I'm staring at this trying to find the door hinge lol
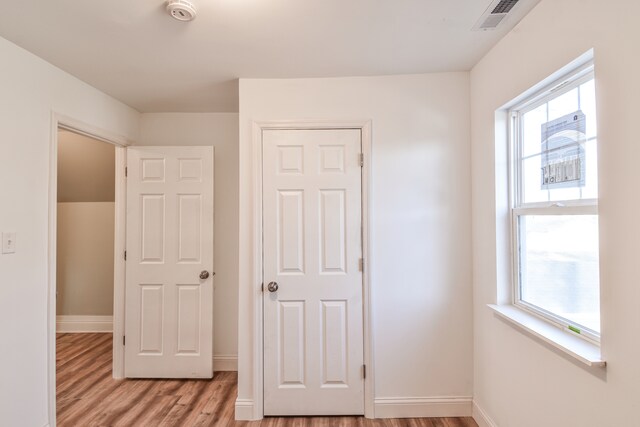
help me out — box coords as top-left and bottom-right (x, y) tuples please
(123, 335), (126, 346)
(125, 167), (128, 177)
(363, 364), (366, 379)
(359, 258), (364, 272)
(124, 250), (127, 261)
(359, 153), (364, 167)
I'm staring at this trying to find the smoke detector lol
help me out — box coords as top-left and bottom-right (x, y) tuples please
(166, 0), (197, 22)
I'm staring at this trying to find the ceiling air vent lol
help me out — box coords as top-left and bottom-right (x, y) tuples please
(491, 0), (520, 14)
(472, 0), (522, 31)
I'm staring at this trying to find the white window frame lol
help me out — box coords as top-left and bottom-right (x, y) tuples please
(509, 61), (600, 344)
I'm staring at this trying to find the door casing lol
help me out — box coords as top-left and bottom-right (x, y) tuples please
(240, 120), (374, 420)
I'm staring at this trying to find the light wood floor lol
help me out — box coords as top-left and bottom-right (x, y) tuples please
(57, 333), (478, 427)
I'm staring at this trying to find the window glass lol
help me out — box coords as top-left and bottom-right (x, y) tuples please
(521, 155), (548, 203)
(518, 215), (600, 333)
(522, 104), (546, 157)
(582, 139), (599, 199)
(580, 80), (598, 139)
(547, 87), (579, 122)
(519, 77), (597, 204)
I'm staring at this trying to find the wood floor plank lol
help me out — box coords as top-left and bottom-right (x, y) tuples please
(92, 380), (160, 426)
(159, 399), (195, 427)
(57, 333), (478, 427)
(445, 418), (478, 427)
(175, 381), (226, 427)
(57, 374), (124, 424)
(118, 391), (180, 427)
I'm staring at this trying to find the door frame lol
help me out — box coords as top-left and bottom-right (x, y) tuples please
(47, 113), (130, 426)
(247, 120), (374, 419)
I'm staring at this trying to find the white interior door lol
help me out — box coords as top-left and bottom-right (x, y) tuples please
(125, 146), (214, 378)
(263, 129), (364, 415)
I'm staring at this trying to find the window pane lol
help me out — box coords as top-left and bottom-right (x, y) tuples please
(580, 79), (598, 139)
(522, 155), (548, 203)
(522, 104), (547, 157)
(548, 87), (578, 121)
(544, 139), (597, 202)
(518, 78), (597, 205)
(548, 174), (581, 201)
(582, 138), (599, 199)
(519, 215), (600, 333)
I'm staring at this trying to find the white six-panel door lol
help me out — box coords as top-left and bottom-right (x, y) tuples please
(263, 129), (364, 415)
(125, 146), (214, 378)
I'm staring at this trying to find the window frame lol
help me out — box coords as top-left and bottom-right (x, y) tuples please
(508, 62), (600, 344)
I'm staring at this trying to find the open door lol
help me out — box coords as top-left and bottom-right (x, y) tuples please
(124, 146), (214, 378)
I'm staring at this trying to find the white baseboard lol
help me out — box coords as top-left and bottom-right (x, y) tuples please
(234, 395), (473, 420)
(235, 398), (255, 420)
(56, 315), (113, 333)
(213, 354), (238, 371)
(473, 401), (498, 427)
(374, 396), (473, 418)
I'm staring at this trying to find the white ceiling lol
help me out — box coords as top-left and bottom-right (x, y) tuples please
(0, 0), (540, 113)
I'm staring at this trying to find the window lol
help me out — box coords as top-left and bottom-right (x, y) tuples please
(510, 63), (600, 343)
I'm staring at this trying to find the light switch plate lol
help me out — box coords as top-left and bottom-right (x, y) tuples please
(2, 232), (16, 254)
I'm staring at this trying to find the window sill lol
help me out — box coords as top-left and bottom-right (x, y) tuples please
(487, 304), (606, 368)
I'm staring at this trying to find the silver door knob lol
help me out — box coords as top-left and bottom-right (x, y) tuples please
(267, 281), (279, 292)
(199, 270), (210, 280)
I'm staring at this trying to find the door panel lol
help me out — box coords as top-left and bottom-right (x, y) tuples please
(178, 194), (202, 262)
(263, 129), (363, 415)
(125, 146), (214, 378)
(278, 190), (305, 274)
(279, 300), (306, 386)
(139, 285), (163, 354)
(141, 195), (165, 262)
(321, 300), (348, 386)
(320, 189), (346, 273)
(176, 284), (201, 354)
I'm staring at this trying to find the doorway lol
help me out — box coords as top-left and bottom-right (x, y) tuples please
(48, 118), (217, 424)
(48, 116), (128, 424)
(56, 129), (115, 333)
(54, 128), (118, 419)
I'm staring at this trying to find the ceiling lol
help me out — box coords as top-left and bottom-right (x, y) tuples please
(0, 0), (539, 113)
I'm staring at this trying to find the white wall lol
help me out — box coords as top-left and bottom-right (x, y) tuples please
(57, 132), (115, 318)
(138, 113), (239, 366)
(57, 202), (115, 316)
(470, 1), (640, 426)
(57, 130), (115, 203)
(238, 73), (472, 417)
(0, 36), (139, 427)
